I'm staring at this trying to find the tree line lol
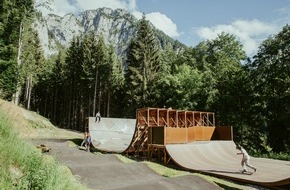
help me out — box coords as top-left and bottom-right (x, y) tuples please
(0, 1), (289, 155)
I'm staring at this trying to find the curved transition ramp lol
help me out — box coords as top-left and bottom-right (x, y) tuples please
(89, 117), (136, 153)
(89, 108), (290, 189)
(166, 141), (290, 189)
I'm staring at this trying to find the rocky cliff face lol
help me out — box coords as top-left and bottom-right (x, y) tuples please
(35, 7), (185, 58)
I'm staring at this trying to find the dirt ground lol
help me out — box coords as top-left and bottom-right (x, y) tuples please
(30, 139), (222, 190)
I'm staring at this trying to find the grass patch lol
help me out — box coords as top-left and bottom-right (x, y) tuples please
(143, 161), (259, 190)
(144, 161), (189, 177)
(114, 154), (254, 190)
(115, 154), (136, 163)
(0, 110), (90, 190)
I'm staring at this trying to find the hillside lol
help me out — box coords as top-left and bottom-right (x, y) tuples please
(0, 99), (82, 139)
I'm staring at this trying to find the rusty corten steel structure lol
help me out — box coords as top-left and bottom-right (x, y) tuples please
(89, 108), (290, 189)
(126, 107), (233, 163)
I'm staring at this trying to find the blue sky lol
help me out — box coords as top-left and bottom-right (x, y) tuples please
(36, 0), (290, 57)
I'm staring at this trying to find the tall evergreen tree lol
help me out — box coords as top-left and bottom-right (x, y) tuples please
(104, 44), (124, 117)
(81, 32), (98, 118)
(94, 35), (108, 116)
(20, 28), (45, 110)
(64, 36), (84, 129)
(0, 0), (35, 101)
(125, 15), (161, 114)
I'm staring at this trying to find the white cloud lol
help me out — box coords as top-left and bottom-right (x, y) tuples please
(132, 11), (143, 20)
(195, 19), (279, 56)
(36, 0), (77, 16)
(35, 0), (180, 38)
(36, 0), (137, 16)
(76, 0), (137, 13)
(146, 12), (180, 37)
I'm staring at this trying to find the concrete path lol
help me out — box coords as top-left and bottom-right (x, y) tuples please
(30, 139), (221, 190)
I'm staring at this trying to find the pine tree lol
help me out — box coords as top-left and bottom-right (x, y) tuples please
(20, 28), (45, 110)
(125, 15), (161, 112)
(104, 44), (124, 116)
(64, 36), (84, 129)
(0, 0), (35, 101)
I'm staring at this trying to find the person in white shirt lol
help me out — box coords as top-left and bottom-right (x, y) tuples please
(236, 145), (257, 173)
(95, 111), (101, 122)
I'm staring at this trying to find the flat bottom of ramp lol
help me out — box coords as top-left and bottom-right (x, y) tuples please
(166, 141), (290, 188)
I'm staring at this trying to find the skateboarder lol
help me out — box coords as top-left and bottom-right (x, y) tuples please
(80, 132), (87, 146)
(95, 111), (101, 122)
(85, 132), (92, 152)
(236, 145), (257, 173)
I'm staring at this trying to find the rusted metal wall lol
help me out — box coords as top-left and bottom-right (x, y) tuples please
(212, 126), (233, 140)
(132, 108), (232, 153)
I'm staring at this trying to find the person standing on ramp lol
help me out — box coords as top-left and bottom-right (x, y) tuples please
(95, 111), (101, 122)
(236, 145), (257, 173)
(81, 132), (88, 147)
(85, 133), (92, 152)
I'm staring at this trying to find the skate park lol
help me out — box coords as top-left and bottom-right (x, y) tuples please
(89, 107), (290, 190)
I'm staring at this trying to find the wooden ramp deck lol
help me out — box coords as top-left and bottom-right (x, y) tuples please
(88, 113), (290, 189)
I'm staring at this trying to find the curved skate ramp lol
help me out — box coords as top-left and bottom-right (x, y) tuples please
(89, 117), (136, 153)
(166, 141), (290, 188)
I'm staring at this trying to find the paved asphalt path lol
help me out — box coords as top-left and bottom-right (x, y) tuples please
(30, 139), (222, 190)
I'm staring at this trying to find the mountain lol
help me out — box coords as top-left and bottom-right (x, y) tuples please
(33, 7), (186, 58)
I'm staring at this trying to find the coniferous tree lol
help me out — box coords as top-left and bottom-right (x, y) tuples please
(50, 52), (66, 123)
(0, 0), (35, 101)
(125, 15), (161, 114)
(94, 35), (108, 116)
(20, 28), (45, 110)
(82, 32), (97, 119)
(104, 44), (124, 117)
(64, 36), (83, 129)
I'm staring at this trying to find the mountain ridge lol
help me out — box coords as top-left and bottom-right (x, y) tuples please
(35, 7), (186, 58)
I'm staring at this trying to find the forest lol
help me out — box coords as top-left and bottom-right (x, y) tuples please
(0, 0), (289, 158)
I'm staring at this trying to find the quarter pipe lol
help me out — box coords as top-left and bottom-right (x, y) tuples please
(89, 117), (136, 153)
(88, 108), (290, 189)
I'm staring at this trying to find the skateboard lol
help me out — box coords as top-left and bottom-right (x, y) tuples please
(240, 170), (253, 175)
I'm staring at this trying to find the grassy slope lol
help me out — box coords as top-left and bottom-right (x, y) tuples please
(0, 99), (257, 190)
(0, 99), (90, 190)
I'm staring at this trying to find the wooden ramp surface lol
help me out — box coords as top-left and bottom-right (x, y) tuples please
(89, 118), (290, 189)
(166, 141), (290, 189)
(89, 117), (136, 153)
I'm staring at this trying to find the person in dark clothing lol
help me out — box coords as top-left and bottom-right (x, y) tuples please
(85, 133), (92, 152)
